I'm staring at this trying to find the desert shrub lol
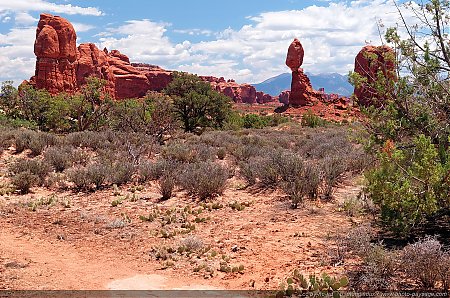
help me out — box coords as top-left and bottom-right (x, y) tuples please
(356, 244), (398, 291)
(301, 109), (327, 128)
(402, 236), (449, 289)
(281, 162), (321, 208)
(10, 171), (39, 194)
(231, 144), (262, 162)
(158, 175), (176, 200)
(217, 147), (226, 160)
(365, 135), (448, 235)
(341, 225), (373, 258)
(346, 150), (373, 173)
(161, 142), (214, 163)
(67, 163), (109, 191)
(14, 130), (55, 155)
(138, 159), (180, 182)
(322, 155), (347, 199)
(238, 160), (259, 186)
(303, 163), (322, 200)
(0, 129), (14, 153)
(254, 158), (280, 187)
(178, 161), (228, 199)
(112, 132), (159, 165)
(108, 161), (134, 185)
(67, 167), (91, 191)
(338, 225), (397, 291)
(9, 158), (51, 185)
(180, 236), (204, 252)
(64, 130), (115, 150)
(44, 145), (78, 172)
(295, 127), (351, 159)
(282, 178), (308, 208)
(273, 151), (304, 183)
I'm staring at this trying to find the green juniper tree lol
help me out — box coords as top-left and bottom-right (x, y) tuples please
(351, 0), (450, 235)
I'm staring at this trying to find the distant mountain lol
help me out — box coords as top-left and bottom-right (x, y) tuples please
(253, 72), (353, 97)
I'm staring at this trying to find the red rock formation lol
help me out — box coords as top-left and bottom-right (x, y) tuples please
(28, 13), (276, 103)
(76, 43), (115, 94)
(354, 45), (396, 106)
(256, 91), (273, 104)
(132, 64), (173, 92)
(285, 38), (316, 106)
(200, 76), (270, 104)
(278, 91), (290, 105)
(33, 13), (78, 94)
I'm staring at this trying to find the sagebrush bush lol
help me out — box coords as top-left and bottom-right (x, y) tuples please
(356, 244), (398, 291)
(217, 147), (226, 160)
(138, 159), (180, 182)
(322, 156), (346, 199)
(9, 158), (51, 185)
(67, 163), (109, 191)
(11, 171), (39, 194)
(108, 161), (134, 185)
(44, 145), (76, 172)
(161, 142), (214, 163)
(178, 161), (228, 199)
(239, 159), (259, 186)
(14, 130), (55, 155)
(402, 236), (449, 289)
(158, 175), (176, 200)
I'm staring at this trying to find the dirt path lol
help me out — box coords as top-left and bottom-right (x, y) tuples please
(0, 177), (363, 291)
(0, 223), (142, 289)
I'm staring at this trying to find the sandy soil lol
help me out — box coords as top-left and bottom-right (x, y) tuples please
(0, 167), (363, 290)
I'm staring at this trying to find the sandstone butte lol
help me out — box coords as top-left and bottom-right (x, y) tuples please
(26, 13), (275, 104)
(353, 45), (396, 107)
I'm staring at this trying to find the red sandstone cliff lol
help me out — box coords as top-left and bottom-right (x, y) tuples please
(27, 13), (275, 103)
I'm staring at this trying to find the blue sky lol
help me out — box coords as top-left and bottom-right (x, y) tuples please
(0, 0), (412, 85)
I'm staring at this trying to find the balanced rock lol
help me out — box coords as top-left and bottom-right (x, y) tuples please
(354, 45), (396, 106)
(285, 38), (315, 106)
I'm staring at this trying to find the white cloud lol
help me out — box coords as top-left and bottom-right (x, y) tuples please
(99, 20), (197, 66)
(14, 12), (37, 25)
(0, 26), (36, 84)
(72, 22), (95, 32)
(0, 0), (103, 16)
(173, 29), (213, 36)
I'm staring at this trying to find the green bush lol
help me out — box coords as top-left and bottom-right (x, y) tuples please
(301, 109), (327, 128)
(165, 72), (232, 133)
(365, 135), (448, 235)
